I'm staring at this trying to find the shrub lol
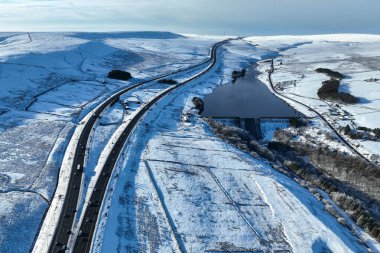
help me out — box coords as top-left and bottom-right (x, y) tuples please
(344, 124), (351, 135)
(317, 79), (358, 104)
(358, 126), (370, 131)
(373, 128), (380, 138)
(337, 92), (359, 104)
(226, 136), (241, 145)
(372, 227), (380, 238)
(250, 151), (260, 158)
(273, 129), (293, 142)
(289, 117), (299, 128)
(107, 70), (132, 81)
(205, 118), (275, 161)
(318, 79), (340, 95)
(268, 141), (292, 153)
(337, 217), (346, 226)
(158, 79), (178, 85)
(325, 204), (339, 218)
(192, 97), (204, 113)
(237, 143), (249, 151)
(232, 69), (246, 82)
(315, 68), (344, 79)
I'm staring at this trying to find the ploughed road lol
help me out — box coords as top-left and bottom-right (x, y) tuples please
(49, 39), (229, 253)
(72, 39), (228, 253)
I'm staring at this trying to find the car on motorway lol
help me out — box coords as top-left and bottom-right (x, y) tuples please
(78, 230), (86, 237)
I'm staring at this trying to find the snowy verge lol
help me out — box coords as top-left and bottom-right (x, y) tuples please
(72, 85), (174, 251)
(32, 94), (120, 253)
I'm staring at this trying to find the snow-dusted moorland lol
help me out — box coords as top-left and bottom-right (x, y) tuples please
(0, 32), (216, 253)
(249, 34), (380, 162)
(1, 32), (380, 253)
(91, 39), (380, 253)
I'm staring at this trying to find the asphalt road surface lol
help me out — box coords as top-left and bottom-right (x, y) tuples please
(49, 39), (228, 253)
(72, 39), (228, 253)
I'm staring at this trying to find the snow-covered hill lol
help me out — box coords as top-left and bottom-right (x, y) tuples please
(0, 32), (216, 253)
(1, 32), (379, 253)
(248, 34), (380, 164)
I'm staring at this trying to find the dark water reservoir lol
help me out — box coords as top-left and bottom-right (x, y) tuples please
(201, 66), (302, 118)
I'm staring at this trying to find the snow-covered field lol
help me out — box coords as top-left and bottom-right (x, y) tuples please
(248, 34), (380, 161)
(0, 32), (216, 253)
(92, 40), (378, 253)
(1, 32), (380, 253)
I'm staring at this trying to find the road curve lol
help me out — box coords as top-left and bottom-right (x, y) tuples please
(268, 59), (374, 164)
(72, 39), (228, 253)
(47, 39), (229, 253)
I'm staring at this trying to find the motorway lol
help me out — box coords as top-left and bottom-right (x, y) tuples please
(268, 59), (374, 164)
(72, 39), (227, 253)
(48, 39), (228, 253)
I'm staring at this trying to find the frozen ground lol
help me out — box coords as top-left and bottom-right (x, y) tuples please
(2, 32), (380, 253)
(0, 32), (216, 253)
(248, 34), (380, 161)
(92, 40), (378, 253)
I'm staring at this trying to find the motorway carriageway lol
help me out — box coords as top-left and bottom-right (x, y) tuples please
(47, 39), (229, 253)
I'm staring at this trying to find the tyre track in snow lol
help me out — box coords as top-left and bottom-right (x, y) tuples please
(144, 154), (292, 252)
(205, 167), (267, 247)
(144, 160), (187, 253)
